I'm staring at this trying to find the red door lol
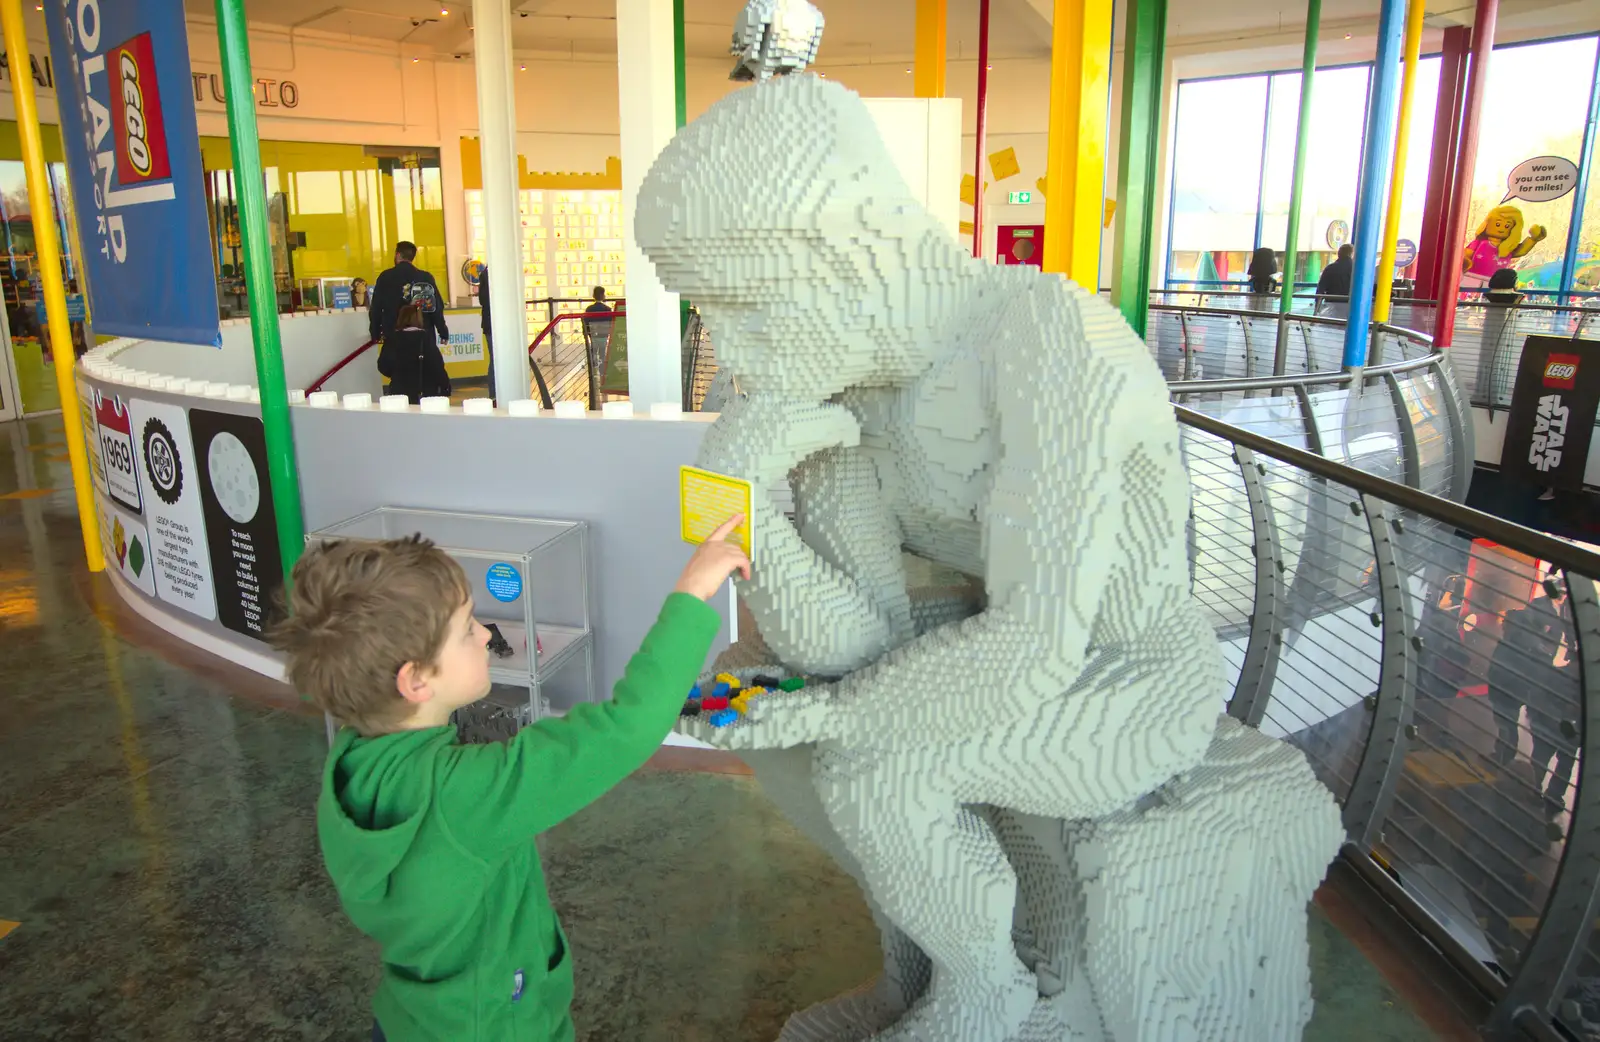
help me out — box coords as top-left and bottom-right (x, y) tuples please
(996, 225), (1045, 267)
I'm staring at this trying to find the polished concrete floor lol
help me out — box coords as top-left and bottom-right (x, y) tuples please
(1, 412), (1457, 1041)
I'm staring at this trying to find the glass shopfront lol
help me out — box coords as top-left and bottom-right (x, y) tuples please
(0, 126), (451, 416)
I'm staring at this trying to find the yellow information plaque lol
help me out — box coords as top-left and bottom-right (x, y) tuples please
(679, 465), (754, 559)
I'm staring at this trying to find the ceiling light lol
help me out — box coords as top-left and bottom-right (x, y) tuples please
(412, 57), (420, 63)
(986, 64), (993, 70)
(519, 63), (527, 71)
(1344, 33), (1352, 39)
(440, 6), (449, 13)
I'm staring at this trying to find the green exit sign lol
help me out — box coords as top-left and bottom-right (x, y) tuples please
(1007, 190), (1033, 204)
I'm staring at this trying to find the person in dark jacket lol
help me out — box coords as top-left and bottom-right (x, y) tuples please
(370, 241), (448, 345)
(1484, 266), (1522, 304)
(1246, 247), (1278, 294)
(378, 303), (451, 404)
(477, 266), (497, 403)
(1316, 244), (1355, 300)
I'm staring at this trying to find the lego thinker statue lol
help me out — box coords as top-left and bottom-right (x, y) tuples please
(637, 74), (1345, 1042)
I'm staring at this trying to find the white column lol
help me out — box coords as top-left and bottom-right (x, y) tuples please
(616, 0), (681, 410)
(473, 0), (530, 406)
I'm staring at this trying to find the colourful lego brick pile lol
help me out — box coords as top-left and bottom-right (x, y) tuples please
(681, 672), (808, 726)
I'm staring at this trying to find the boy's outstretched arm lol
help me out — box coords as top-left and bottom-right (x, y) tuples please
(437, 517), (750, 853)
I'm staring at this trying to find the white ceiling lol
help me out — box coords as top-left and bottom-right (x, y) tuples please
(182, 0), (1590, 62)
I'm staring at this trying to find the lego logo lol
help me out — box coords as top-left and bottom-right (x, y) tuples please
(1546, 363), (1577, 381)
(109, 33), (171, 184)
(119, 52), (152, 175)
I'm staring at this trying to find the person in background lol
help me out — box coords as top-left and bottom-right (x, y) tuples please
(582, 286), (613, 330)
(1478, 267), (1526, 426)
(1316, 244), (1355, 302)
(478, 266), (498, 404)
(370, 241), (448, 346)
(582, 286), (616, 387)
(378, 302), (451, 405)
(1484, 266), (1522, 305)
(1246, 246), (1278, 294)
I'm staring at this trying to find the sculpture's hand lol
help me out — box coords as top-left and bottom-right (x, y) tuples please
(1527, 224), (1548, 243)
(697, 392), (861, 488)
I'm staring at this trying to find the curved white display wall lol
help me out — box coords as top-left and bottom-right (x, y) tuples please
(75, 311), (733, 707)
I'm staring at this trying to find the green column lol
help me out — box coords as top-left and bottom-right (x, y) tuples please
(1280, 0), (1322, 319)
(674, 0), (692, 403)
(215, 0), (304, 580)
(674, 0), (688, 129)
(1111, 0), (1167, 339)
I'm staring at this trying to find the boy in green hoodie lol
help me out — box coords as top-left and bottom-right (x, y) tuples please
(272, 515), (749, 1042)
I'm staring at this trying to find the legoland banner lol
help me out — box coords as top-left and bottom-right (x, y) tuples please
(1501, 336), (1600, 491)
(43, 0), (220, 347)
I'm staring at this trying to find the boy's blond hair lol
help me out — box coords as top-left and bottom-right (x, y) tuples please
(271, 536), (470, 734)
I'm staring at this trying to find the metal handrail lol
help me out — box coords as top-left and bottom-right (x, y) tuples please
(1177, 405), (1600, 577)
(1166, 351), (1440, 397)
(1148, 301), (1435, 347)
(1176, 402), (1600, 1041)
(306, 339), (377, 394)
(305, 332), (559, 403)
(526, 309), (627, 409)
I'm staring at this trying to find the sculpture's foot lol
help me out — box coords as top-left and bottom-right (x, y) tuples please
(870, 963), (1037, 1042)
(779, 981), (1110, 1042)
(776, 977), (901, 1042)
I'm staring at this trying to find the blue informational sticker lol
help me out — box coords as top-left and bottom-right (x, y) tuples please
(512, 968), (524, 1002)
(485, 562), (523, 603)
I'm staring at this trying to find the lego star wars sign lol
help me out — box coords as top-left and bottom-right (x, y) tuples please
(1501, 336), (1600, 491)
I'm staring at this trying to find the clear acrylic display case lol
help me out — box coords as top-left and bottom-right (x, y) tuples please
(307, 506), (594, 720)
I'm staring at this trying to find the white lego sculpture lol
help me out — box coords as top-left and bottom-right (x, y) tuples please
(730, 0), (825, 81)
(637, 75), (1345, 1042)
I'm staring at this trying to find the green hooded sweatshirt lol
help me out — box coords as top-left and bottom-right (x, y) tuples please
(317, 593), (720, 1041)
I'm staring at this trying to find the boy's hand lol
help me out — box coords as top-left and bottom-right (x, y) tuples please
(675, 514), (752, 601)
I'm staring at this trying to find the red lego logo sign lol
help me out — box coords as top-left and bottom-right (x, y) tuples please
(110, 33), (172, 183)
(1544, 354), (1580, 390)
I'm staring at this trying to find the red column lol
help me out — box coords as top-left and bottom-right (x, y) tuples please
(972, 0), (992, 259)
(1414, 26), (1470, 295)
(1431, 0), (1498, 349)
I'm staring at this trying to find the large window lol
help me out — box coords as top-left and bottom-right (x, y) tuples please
(199, 139), (449, 316)
(1463, 35), (1599, 292)
(1167, 76), (1271, 284)
(1165, 33), (1600, 297)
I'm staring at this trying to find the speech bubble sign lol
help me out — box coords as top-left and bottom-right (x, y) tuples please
(1503, 155), (1579, 205)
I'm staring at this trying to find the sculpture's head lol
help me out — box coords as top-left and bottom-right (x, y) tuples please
(636, 75), (967, 400)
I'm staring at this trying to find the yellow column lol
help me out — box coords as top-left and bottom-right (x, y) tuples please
(1373, 0), (1426, 324)
(1, 0), (103, 572)
(914, 0), (947, 98)
(1042, 0), (1113, 288)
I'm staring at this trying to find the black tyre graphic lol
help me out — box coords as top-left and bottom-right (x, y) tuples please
(143, 418), (184, 506)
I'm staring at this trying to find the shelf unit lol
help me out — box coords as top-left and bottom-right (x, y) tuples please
(307, 506), (595, 722)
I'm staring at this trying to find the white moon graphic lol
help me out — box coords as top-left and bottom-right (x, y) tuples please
(207, 432), (261, 525)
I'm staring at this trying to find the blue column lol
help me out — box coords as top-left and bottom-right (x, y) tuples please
(1559, 45), (1600, 305)
(1341, 0), (1407, 368)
